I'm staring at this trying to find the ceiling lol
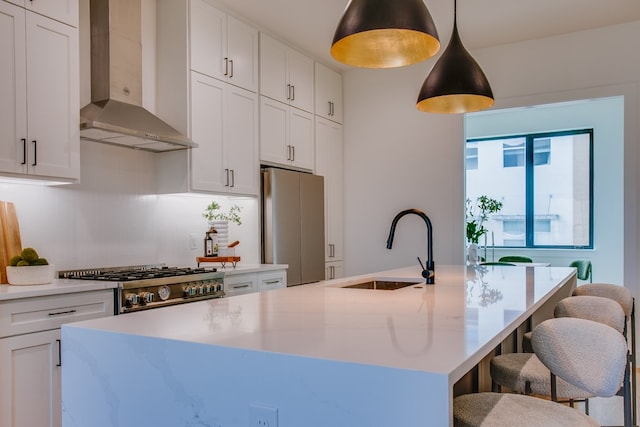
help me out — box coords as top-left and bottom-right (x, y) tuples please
(214, 0), (640, 71)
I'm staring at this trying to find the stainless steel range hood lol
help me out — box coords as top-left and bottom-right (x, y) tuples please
(80, 0), (196, 152)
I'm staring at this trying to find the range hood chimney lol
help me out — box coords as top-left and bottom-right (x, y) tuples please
(80, 0), (196, 152)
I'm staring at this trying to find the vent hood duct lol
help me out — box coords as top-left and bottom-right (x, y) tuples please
(80, 0), (196, 152)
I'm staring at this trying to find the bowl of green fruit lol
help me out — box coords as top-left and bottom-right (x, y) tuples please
(6, 248), (53, 285)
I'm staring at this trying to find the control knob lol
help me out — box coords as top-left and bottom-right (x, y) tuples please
(125, 293), (140, 306)
(141, 292), (154, 304)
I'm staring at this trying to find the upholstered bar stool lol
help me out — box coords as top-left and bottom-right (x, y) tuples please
(454, 317), (628, 427)
(573, 282), (636, 425)
(491, 295), (626, 416)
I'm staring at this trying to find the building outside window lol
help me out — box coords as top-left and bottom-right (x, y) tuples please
(466, 129), (593, 248)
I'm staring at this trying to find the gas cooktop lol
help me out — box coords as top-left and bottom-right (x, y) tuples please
(59, 265), (217, 282)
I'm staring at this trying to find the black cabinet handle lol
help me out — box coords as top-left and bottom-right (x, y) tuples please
(20, 139), (26, 165)
(56, 339), (62, 367)
(224, 168), (229, 186)
(32, 140), (37, 166)
(229, 59), (233, 78)
(224, 57), (228, 76)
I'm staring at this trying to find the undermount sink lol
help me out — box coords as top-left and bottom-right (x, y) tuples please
(341, 279), (422, 290)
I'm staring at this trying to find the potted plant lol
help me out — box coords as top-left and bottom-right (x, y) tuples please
(202, 202), (242, 249)
(202, 201), (242, 226)
(466, 195), (503, 264)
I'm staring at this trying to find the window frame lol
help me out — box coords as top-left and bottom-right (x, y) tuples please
(466, 128), (594, 249)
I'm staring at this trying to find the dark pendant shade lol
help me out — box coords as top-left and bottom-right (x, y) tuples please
(331, 0), (440, 68)
(416, 9), (494, 113)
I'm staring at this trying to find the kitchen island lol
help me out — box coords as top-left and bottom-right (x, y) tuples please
(61, 264), (576, 427)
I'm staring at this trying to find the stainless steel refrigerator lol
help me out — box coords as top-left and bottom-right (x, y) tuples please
(262, 168), (325, 286)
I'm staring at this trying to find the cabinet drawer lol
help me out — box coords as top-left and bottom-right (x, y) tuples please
(258, 270), (286, 291)
(0, 290), (114, 338)
(224, 274), (258, 296)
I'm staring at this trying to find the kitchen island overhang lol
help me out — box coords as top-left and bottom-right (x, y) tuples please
(61, 264), (576, 427)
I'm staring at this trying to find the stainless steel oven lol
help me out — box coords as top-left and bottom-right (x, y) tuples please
(58, 265), (224, 314)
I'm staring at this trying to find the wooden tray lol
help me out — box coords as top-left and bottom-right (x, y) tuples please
(196, 256), (241, 268)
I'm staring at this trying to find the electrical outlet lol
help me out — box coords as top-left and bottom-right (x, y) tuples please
(189, 233), (199, 250)
(249, 404), (278, 427)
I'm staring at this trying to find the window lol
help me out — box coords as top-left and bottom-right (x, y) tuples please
(466, 145), (478, 170)
(503, 141), (525, 167)
(466, 129), (593, 249)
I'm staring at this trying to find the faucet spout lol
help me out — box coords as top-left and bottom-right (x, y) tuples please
(386, 208), (435, 284)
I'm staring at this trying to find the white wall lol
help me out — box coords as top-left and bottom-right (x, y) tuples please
(343, 21), (640, 297)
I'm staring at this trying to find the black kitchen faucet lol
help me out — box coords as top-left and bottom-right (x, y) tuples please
(386, 208), (435, 284)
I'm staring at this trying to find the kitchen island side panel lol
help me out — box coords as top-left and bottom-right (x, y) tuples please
(61, 326), (448, 427)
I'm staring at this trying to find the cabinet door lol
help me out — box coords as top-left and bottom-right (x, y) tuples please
(226, 85), (259, 195)
(289, 107), (314, 170)
(327, 122), (344, 261)
(259, 33), (288, 104)
(190, 72), (226, 192)
(315, 62), (343, 123)
(287, 48), (314, 113)
(325, 261), (344, 280)
(315, 118), (344, 261)
(226, 15), (258, 92)
(224, 273), (258, 296)
(26, 0), (78, 27)
(189, 0), (226, 80)
(0, 2), (27, 175)
(259, 96), (289, 165)
(0, 329), (61, 427)
(258, 270), (287, 291)
(26, 11), (79, 179)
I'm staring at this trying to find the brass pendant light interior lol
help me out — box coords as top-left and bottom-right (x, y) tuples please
(331, 0), (440, 68)
(416, 0), (494, 113)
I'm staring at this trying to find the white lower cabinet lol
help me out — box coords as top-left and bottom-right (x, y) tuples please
(257, 269), (287, 292)
(0, 290), (114, 427)
(325, 261), (344, 280)
(0, 329), (61, 427)
(224, 269), (287, 297)
(224, 273), (258, 297)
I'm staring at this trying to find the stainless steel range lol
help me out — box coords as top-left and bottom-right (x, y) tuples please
(58, 265), (224, 314)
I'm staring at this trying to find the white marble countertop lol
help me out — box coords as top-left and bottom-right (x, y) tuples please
(65, 264), (574, 382)
(0, 278), (117, 300)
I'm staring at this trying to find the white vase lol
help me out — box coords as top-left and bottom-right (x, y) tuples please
(467, 243), (479, 265)
(209, 220), (229, 248)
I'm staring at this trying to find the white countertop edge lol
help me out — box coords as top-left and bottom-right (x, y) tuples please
(0, 279), (118, 300)
(216, 264), (288, 276)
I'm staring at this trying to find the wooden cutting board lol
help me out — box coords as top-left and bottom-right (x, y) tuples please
(0, 201), (23, 284)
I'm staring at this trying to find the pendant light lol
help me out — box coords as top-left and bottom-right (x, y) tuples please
(331, 0), (440, 68)
(416, 0), (494, 113)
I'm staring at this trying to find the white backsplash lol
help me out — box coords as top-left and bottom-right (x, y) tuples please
(0, 141), (260, 270)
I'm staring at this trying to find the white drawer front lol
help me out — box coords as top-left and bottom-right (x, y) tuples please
(258, 270), (286, 291)
(0, 290), (114, 337)
(224, 274), (258, 297)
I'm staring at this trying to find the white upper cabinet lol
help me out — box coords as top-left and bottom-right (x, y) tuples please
(189, 0), (258, 92)
(0, 2), (79, 181)
(156, 1), (259, 196)
(24, 0), (78, 27)
(260, 96), (314, 171)
(260, 33), (314, 113)
(189, 72), (258, 195)
(314, 62), (343, 123)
